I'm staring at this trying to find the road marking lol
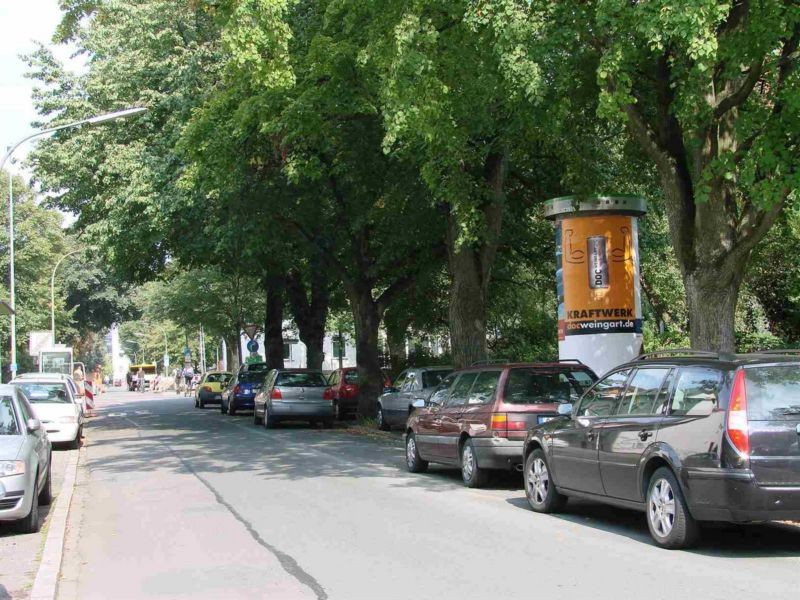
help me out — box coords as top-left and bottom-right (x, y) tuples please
(107, 412), (127, 417)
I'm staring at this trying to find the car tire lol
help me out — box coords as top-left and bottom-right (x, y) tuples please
(405, 432), (428, 473)
(17, 477), (41, 534)
(377, 404), (390, 431)
(460, 438), (488, 488)
(323, 418), (334, 429)
(524, 449), (567, 513)
(220, 401), (227, 415)
(69, 429), (81, 450)
(264, 410), (277, 429)
(198, 397), (205, 409)
(646, 467), (699, 549)
(229, 400), (237, 416)
(38, 460), (53, 506)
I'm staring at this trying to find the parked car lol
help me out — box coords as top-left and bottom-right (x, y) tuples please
(377, 366), (453, 430)
(522, 349), (800, 549)
(327, 367), (392, 420)
(221, 368), (264, 415)
(254, 369), (334, 428)
(194, 371), (232, 408)
(405, 361), (597, 487)
(11, 378), (84, 448)
(15, 372), (81, 406)
(0, 384), (52, 533)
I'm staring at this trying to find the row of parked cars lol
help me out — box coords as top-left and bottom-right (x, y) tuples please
(190, 350), (800, 549)
(1, 372), (86, 533)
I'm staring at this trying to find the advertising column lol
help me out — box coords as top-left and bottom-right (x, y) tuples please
(545, 196), (647, 376)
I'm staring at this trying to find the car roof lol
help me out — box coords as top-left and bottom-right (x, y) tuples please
(276, 368), (324, 373)
(618, 352), (800, 371)
(411, 366), (453, 371)
(0, 384), (19, 396)
(10, 378), (69, 385)
(455, 361), (595, 373)
(16, 372), (70, 379)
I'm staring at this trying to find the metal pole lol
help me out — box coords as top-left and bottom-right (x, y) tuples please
(7, 173), (15, 378)
(50, 249), (81, 344)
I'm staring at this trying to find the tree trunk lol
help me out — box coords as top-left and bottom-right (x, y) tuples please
(305, 334), (325, 370)
(446, 151), (506, 368)
(285, 257), (330, 371)
(264, 276), (285, 369)
(225, 334), (240, 372)
(352, 293), (384, 419)
(384, 311), (408, 375)
(684, 266), (744, 353)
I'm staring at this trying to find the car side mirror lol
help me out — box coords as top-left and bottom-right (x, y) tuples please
(26, 418), (41, 433)
(557, 403), (573, 417)
(411, 398), (426, 409)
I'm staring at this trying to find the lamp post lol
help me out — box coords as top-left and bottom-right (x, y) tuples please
(2, 106), (148, 378)
(50, 249), (82, 344)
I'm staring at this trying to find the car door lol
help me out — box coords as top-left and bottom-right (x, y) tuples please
(437, 372), (479, 461)
(415, 373), (455, 457)
(17, 391), (48, 484)
(551, 369), (630, 495)
(383, 370), (408, 424)
(598, 368), (672, 501)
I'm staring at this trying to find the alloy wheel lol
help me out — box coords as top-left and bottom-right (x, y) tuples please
(527, 457), (549, 505)
(406, 436), (417, 467)
(461, 445), (475, 481)
(648, 478), (676, 538)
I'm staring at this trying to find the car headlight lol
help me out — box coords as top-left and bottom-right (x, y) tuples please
(0, 461), (25, 477)
(58, 415), (78, 423)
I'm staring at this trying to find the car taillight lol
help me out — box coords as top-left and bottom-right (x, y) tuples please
(491, 413), (507, 437)
(343, 384), (357, 396)
(234, 384), (241, 394)
(727, 369), (749, 455)
(271, 388), (282, 400)
(202, 386), (212, 392)
(323, 388), (334, 401)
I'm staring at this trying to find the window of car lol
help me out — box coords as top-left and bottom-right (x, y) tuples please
(743, 365), (800, 419)
(16, 392), (33, 422)
(402, 373), (417, 392)
(504, 369), (591, 405)
(615, 368), (671, 416)
(467, 370), (502, 405)
(205, 373), (229, 384)
(275, 372), (328, 387)
(445, 373), (480, 408)
(670, 368), (723, 416)
(0, 396), (20, 435)
(576, 370), (630, 417)
(422, 370), (451, 389)
(13, 382), (71, 404)
(429, 373), (457, 405)
(240, 372), (267, 384)
(328, 371), (339, 385)
(393, 371), (408, 390)
(344, 371), (359, 385)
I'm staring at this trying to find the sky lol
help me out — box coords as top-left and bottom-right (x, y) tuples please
(0, 0), (82, 173)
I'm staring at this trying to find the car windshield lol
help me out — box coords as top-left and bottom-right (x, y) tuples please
(504, 369), (593, 404)
(422, 370), (451, 388)
(745, 365), (800, 420)
(14, 382), (71, 403)
(239, 372), (265, 384)
(0, 397), (19, 435)
(245, 363), (269, 373)
(276, 372), (328, 387)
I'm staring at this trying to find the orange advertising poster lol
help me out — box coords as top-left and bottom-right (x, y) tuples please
(556, 215), (641, 339)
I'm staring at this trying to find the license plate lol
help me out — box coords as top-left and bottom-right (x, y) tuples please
(214, 394), (222, 400)
(538, 416), (556, 424)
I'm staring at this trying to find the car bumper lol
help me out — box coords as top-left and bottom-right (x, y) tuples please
(471, 437), (524, 470)
(0, 474), (33, 520)
(231, 395), (255, 409)
(199, 390), (224, 403)
(271, 401), (334, 419)
(43, 422), (80, 443)
(685, 468), (800, 522)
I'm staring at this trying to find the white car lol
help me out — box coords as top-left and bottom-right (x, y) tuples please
(10, 379), (83, 448)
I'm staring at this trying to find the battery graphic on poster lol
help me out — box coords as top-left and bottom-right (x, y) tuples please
(547, 196), (647, 376)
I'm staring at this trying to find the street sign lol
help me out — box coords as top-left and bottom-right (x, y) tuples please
(243, 324), (259, 340)
(183, 346), (191, 358)
(28, 330), (54, 357)
(245, 354), (262, 365)
(247, 340), (259, 353)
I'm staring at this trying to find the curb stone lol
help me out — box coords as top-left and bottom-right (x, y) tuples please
(29, 451), (79, 600)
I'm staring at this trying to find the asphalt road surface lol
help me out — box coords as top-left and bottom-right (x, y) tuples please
(58, 391), (799, 600)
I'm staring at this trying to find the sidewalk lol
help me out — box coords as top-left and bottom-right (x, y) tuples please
(0, 451), (75, 599)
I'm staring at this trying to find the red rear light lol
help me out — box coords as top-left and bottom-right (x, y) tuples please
(323, 388), (334, 400)
(271, 388), (282, 400)
(343, 384), (357, 396)
(202, 386), (212, 393)
(727, 369), (749, 455)
(506, 419), (527, 431)
(234, 384), (241, 393)
(491, 413), (507, 437)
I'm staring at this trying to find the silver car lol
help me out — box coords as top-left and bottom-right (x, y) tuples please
(254, 369), (334, 428)
(0, 384), (52, 533)
(377, 366), (453, 430)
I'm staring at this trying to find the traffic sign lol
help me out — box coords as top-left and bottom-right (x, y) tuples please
(247, 340), (259, 353)
(243, 324), (259, 340)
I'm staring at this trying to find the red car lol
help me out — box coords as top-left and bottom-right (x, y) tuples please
(326, 367), (392, 420)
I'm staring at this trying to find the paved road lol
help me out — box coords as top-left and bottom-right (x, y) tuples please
(59, 391), (799, 600)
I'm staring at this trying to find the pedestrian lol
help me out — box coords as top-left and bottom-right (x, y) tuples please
(153, 373), (161, 392)
(126, 370), (133, 391)
(93, 367), (104, 396)
(137, 366), (145, 393)
(73, 365), (85, 396)
(183, 364), (194, 391)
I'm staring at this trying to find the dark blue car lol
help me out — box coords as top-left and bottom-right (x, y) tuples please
(221, 368), (267, 415)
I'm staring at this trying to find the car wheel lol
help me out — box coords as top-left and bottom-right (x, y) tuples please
(524, 449), (567, 513)
(646, 467), (699, 549)
(69, 429), (81, 450)
(405, 432), (428, 473)
(377, 404), (390, 431)
(229, 400), (237, 416)
(198, 395), (205, 409)
(460, 439), (488, 488)
(38, 460), (53, 506)
(220, 401), (227, 415)
(323, 418), (334, 429)
(17, 476), (41, 534)
(264, 410), (277, 429)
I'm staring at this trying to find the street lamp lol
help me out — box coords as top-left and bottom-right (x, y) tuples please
(50, 249), (82, 344)
(2, 106), (147, 378)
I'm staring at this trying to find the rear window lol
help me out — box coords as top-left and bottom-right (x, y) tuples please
(244, 363), (269, 373)
(206, 373), (230, 383)
(0, 396), (19, 435)
(344, 371), (359, 384)
(276, 372), (328, 387)
(745, 366), (800, 420)
(422, 370), (451, 388)
(239, 372), (266, 384)
(504, 369), (593, 405)
(14, 382), (71, 404)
